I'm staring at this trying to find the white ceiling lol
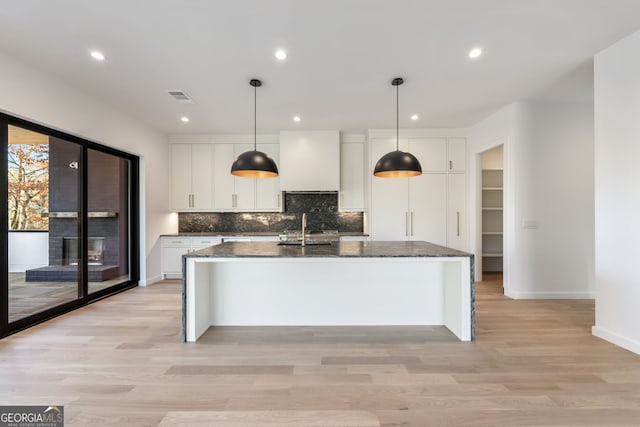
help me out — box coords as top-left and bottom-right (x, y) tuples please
(1, 0), (640, 135)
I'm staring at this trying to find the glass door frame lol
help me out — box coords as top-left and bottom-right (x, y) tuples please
(0, 112), (140, 338)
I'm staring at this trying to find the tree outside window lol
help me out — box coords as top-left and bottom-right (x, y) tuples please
(8, 143), (49, 230)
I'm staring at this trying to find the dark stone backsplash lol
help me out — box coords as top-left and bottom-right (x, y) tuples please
(179, 192), (364, 233)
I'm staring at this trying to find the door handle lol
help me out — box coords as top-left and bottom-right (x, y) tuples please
(449, 160), (453, 170)
(456, 211), (460, 236)
(410, 212), (414, 236)
(405, 212), (409, 237)
(232, 194), (237, 208)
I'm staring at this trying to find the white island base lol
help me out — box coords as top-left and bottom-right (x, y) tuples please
(184, 252), (473, 342)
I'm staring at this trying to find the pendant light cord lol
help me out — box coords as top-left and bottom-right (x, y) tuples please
(396, 82), (399, 151)
(254, 84), (257, 151)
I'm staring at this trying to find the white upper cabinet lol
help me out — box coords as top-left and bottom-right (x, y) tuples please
(409, 173), (447, 245)
(448, 138), (466, 172)
(213, 143), (255, 211)
(368, 133), (467, 250)
(339, 141), (365, 211)
(170, 144), (213, 211)
(370, 137), (411, 240)
(279, 130), (340, 191)
(447, 173), (467, 251)
(212, 143), (235, 210)
(170, 137), (281, 213)
(170, 144), (192, 210)
(256, 143), (282, 211)
(232, 143), (257, 210)
(408, 137), (447, 172)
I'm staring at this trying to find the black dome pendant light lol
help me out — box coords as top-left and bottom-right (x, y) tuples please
(373, 78), (422, 178)
(231, 79), (279, 178)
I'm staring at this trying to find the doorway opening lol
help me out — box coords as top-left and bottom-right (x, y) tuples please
(480, 145), (504, 292)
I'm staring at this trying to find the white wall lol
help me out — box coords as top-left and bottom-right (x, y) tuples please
(8, 232), (48, 272)
(0, 50), (176, 285)
(530, 102), (595, 298)
(592, 30), (640, 355)
(468, 101), (594, 299)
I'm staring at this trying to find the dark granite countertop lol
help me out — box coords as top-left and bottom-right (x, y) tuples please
(161, 231), (280, 237)
(184, 241), (471, 258)
(161, 231), (369, 237)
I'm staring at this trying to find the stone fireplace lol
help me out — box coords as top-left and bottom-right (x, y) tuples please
(25, 138), (128, 282)
(63, 237), (104, 265)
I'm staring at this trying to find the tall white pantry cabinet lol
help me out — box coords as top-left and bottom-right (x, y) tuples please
(368, 132), (467, 251)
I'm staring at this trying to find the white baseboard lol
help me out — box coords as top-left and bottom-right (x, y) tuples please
(139, 274), (164, 286)
(504, 290), (595, 299)
(592, 326), (640, 356)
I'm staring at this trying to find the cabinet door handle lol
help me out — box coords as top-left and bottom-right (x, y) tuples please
(456, 211), (460, 236)
(340, 193), (344, 206)
(232, 194), (237, 208)
(277, 193), (281, 209)
(449, 160), (453, 170)
(410, 212), (414, 236)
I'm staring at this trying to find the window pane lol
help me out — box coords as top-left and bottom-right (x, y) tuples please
(87, 148), (130, 293)
(8, 126), (81, 321)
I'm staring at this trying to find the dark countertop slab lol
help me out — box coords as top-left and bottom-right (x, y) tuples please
(184, 241), (471, 258)
(162, 231), (369, 237)
(162, 231), (280, 237)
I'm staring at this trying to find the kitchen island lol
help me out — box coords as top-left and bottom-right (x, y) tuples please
(182, 241), (474, 342)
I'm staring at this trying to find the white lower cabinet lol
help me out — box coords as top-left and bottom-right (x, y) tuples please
(162, 236), (283, 278)
(340, 235), (369, 242)
(162, 237), (222, 278)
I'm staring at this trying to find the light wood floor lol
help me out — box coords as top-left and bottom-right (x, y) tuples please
(1, 274), (639, 426)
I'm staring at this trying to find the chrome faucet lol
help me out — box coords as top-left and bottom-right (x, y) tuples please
(301, 212), (307, 247)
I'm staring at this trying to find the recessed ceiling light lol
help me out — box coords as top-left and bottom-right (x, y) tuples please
(180, 116), (190, 123)
(411, 114), (419, 121)
(293, 116), (301, 122)
(468, 47), (482, 59)
(90, 50), (105, 61)
(275, 49), (287, 60)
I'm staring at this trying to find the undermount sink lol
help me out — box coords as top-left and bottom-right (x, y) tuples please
(277, 240), (333, 246)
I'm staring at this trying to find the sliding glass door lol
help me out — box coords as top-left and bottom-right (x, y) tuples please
(1, 113), (139, 337)
(86, 148), (131, 294)
(7, 126), (82, 322)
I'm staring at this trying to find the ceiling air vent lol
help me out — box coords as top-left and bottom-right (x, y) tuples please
(166, 90), (194, 104)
